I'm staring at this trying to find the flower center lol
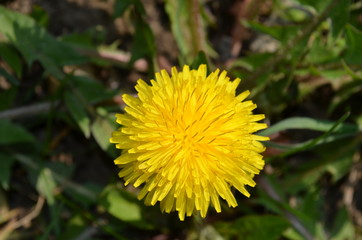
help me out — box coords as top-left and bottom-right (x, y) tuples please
(172, 122), (206, 153)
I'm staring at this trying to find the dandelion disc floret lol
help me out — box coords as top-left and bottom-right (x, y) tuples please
(110, 64), (268, 220)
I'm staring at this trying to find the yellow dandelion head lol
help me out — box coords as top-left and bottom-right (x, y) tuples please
(110, 64), (268, 221)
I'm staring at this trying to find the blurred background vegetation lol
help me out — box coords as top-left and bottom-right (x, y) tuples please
(0, 0), (361, 239)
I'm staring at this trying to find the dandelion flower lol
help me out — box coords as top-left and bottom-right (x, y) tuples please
(110, 64), (268, 220)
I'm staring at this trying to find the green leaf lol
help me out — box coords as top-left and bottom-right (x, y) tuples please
(244, 21), (299, 44)
(263, 77), (297, 112)
(329, 79), (362, 113)
(36, 167), (57, 205)
(64, 92), (91, 138)
(306, 35), (342, 64)
(99, 185), (142, 222)
(0, 67), (19, 86)
(164, 0), (216, 63)
(296, 0), (332, 13)
(165, 0), (191, 62)
(0, 120), (36, 144)
(255, 184), (319, 238)
(0, 87), (16, 111)
(325, 147), (354, 182)
(330, 0), (350, 37)
(318, 69), (347, 80)
(262, 114), (358, 158)
(259, 117), (358, 137)
(285, 6), (313, 23)
(0, 6), (87, 78)
(299, 189), (323, 222)
(330, 207), (356, 240)
(59, 214), (88, 240)
(47, 162), (74, 180)
(30, 5), (49, 27)
(341, 59), (362, 80)
(284, 137), (359, 194)
(40, 202), (63, 240)
(232, 53), (273, 72)
(61, 29), (104, 48)
(255, 176), (287, 215)
(283, 228), (305, 240)
(190, 51), (209, 70)
(344, 24), (362, 65)
(113, 0), (134, 18)
(215, 215), (290, 240)
(69, 75), (115, 104)
(65, 182), (101, 207)
(0, 153), (16, 190)
(0, 43), (22, 77)
(130, 19), (156, 63)
(91, 108), (117, 156)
